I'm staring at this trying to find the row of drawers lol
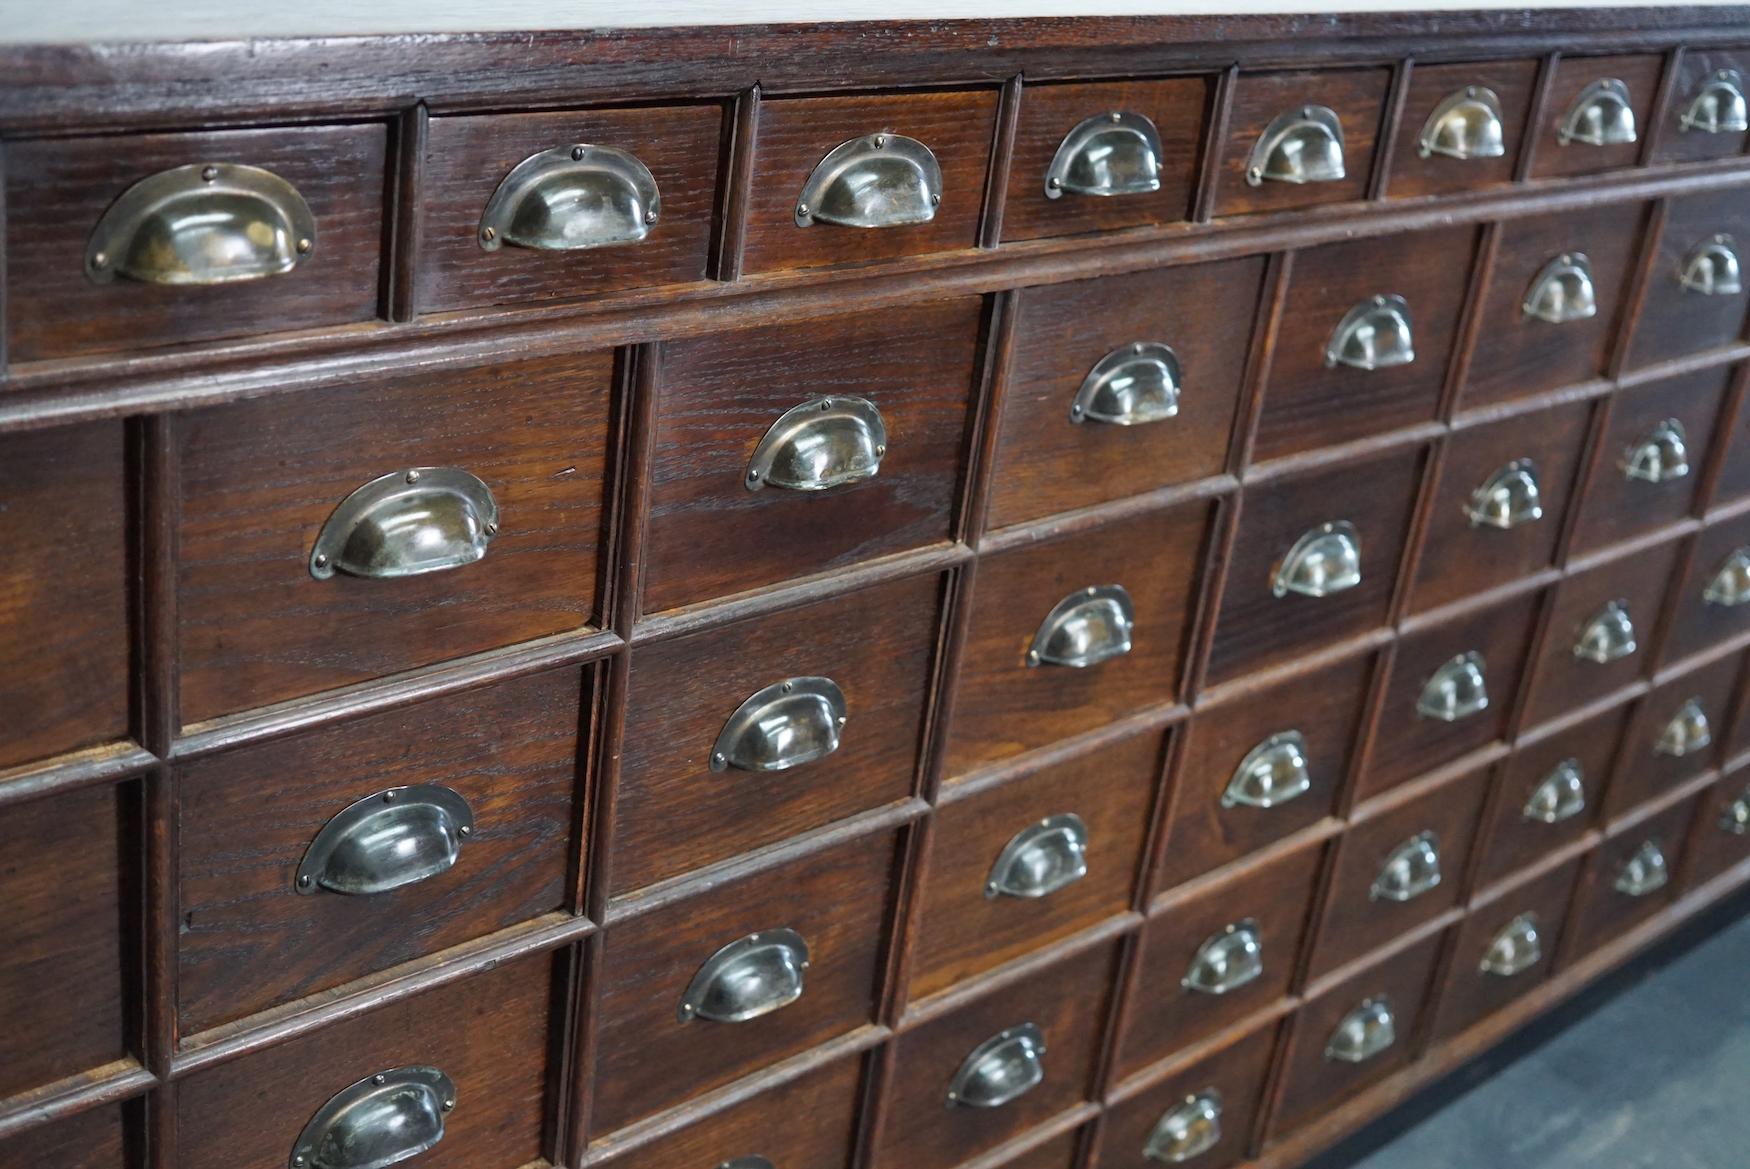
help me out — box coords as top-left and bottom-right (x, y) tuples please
(4, 49), (1749, 364)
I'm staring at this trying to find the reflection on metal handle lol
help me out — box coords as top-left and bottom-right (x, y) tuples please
(795, 132), (942, 228)
(1246, 105), (1346, 186)
(678, 929), (810, 1023)
(1680, 69), (1749, 134)
(1621, 418), (1690, 484)
(1704, 548), (1750, 607)
(1370, 831), (1443, 902)
(477, 144), (660, 251)
(1479, 912), (1543, 977)
(1181, 919), (1264, 996)
(947, 1023), (1047, 1108)
(1144, 1091), (1224, 1164)
(1324, 294), (1416, 371)
(1615, 839), (1669, 897)
(1222, 730), (1313, 810)
(1573, 599), (1637, 664)
(288, 1066), (455, 1169)
(1027, 585), (1136, 668)
(87, 162), (316, 286)
(1464, 459), (1543, 530)
(710, 677), (847, 773)
(1272, 521), (1362, 599)
(1523, 759), (1588, 825)
(1417, 652), (1489, 722)
(1722, 786), (1750, 835)
(1523, 252), (1597, 323)
(1679, 234), (1743, 296)
(1325, 997), (1396, 1063)
(1558, 77), (1638, 146)
(745, 396), (887, 492)
(295, 785), (474, 896)
(986, 814), (1090, 899)
(1047, 111), (1164, 198)
(1655, 698), (1712, 758)
(1418, 85), (1507, 160)
(310, 468), (499, 581)
(1071, 343), (1182, 425)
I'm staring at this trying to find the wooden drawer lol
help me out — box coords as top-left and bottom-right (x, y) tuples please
(742, 90), (999, 275)
(1475, 701), (1627, 886)
(1307, 763), (1489, 980)
(991, 1128), (1084, 1169)
(177, 950), (555, 1169)
(613, 572), (941, 897)
(1520, 536), (1682, 727)
(1432, 855), (1581, 1040)
(177, 351), (613, 724)
(1097, 1021), (1278, 1169)
(1527, 54), (1665, 180)
(1687, 766), (1750, 885)
(1653, 48), (1750, 164)
(417, 104), (726, 313)
(591, 830), (900, 1134)
(1157, 649), (1373, 891)
(1459, 201), (1650, 410)
(1626, 184), (1750, 369)
(1569, 367), (1730, 555)
(913, 728), (1167, 1000)
(1001, 77), (1211, 243)
(1213, 68), (1391, 217)
(873, 942), (1120, 1169)
(176, 667), (583, 1033)
(643, 298), (981, 612)
(1709, 378), (1750, 510)
(1207, 444), (1427, 685)
(1606, 655), (1740, 817)
(1568, 788), (1702, 956)
(1268, 929), (1446, 1141)
(0, 1103), (128, 1169)
(987, 256), (1265, 530)
(1253, 225), (1480, 462)
(1385, 59), (1540, 199)
(1663, 507), (1750, 666)
(0, 783), (128, 1102)
(1358, 589), (1542, 799)
(943, 499), (1215, 779)
(6, 123), (387, 362)
(1407, 400), (1594, 615)
(1119, 836), (1325, 1077)
(0, 421), (129, 770)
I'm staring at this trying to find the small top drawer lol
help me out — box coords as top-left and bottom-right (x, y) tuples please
(6, 123), (387, 363)
(742, 90), (999, 275)
(1386, 59), (1540, 198)
(1653, 49), (1750, 165)
(1528, 54), (1665, 180)
(1213, 68), (1391, 217)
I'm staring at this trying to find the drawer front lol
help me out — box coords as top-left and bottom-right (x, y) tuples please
(1433, 856), (1581, 1040)
(1120, 836), (1325, 1077)
(1607, 655), (1740, 817)
(0, 1104), (127, 1169)
(0, 783), (128, 1101)
(1158, 649), (1373, 891)
(1308, 763), (1489, 979)
(643, 298), (981, 612)
(7, 123), (387, 362)
(914, 728), (1167, 1000)
(1627, 185), (1750, 369)
(1460, 201), (1650, 410)
(1254, 225), (1480, 461)
(1654, 48), (1750, 164)
(1214, 68), (1391, 217)
(1359, 589), (1542, 799)
(613, 572), (942, 897)
(1569, 367), (1730, 555)
(1208, 444), (1427, 685)
(944, 499), (1215, 779)
(178, 351), (613, 724)
(1002, 77), (1211, 244)
(1688, 767), (1750, 885)
(988, 256), (1265, 530)
(177, 950), (554, 1169)
(418, 104), (726, 313)
(1386, 59), (1540, 199)
(1569, 792), (1702, 955)
(873, 942), (1120, 1169)
(992, 1129), (1083, 1169)
(1408, 400), (1594, 615)
(176, 667), (583, 1033)
(1476, 701), (1628, 886)
(1664, 508), (1750, 666)
(1528, 54), (1665, 180)
(0, 421), (129, 770)
(1097, 1021), (1277, 1169)
(591, 831), (900, 1134)
(1709, 381), (1750, 510)
(743, 90), (999, 274)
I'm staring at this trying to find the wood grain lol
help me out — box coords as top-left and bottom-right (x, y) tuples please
(1653, 48), (1750, 164)
(1625, 182), (1750, 369)
(1606, 655), (1740, 817)
(1528, 54), (1668, 180)
(1096, 1020), (1278, 1169)
(0, 1102), (129, 1169)
(1385, 58), (1541, 200)
(1431, 855), (1580, 1040)
(1213, 68), (1392, 218)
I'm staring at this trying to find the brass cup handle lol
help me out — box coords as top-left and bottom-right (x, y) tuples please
(1681, 68), (1749, 134)
(678, 929), (810, 1023)
(1523, 252), (1598, 323)
(1558, 77), (1638, 146)
(985, 813), (1089, 900)
(1418, 85), (1507, 160)
(1071, 343), (1183, 426)
(1325, 294), (1416, 371)
(1615, 839), (1670, 897)
(1417, 652), (1489, 722)
(310, 468), (499, 581)
(1655, 698), (1712, 758)
(1046, 111), (1164, 198)
(1273, 521), (1362, 599)
(710, 677), (848, 773)
(1246, 104), (1346, 186)
(1222, 731), (1313, 810)
(1721, 788), (1750, 835)
(1464, 459), (1543, 530)
(1523, 759), (1588, 825)
(1181, 919), (1264, 996)
(1479, 912), (1544, 977)
(1621, 418), (1691, 484)
(478, 143), (661, 251)
(1573, 599), (1637, 664)
(1678, 234), (1743, 296)
(87, 162), (316, 286)
(289, 1066), (455, 1169)
(795, 132), (942, 228)
(295, 785), (475, 896)
(947, 1023), (1047, 1109)
(1027, 584), (1136, 669)
(1370, 830), (1443, 902)
(1144, 1091), (1224, 1164)
(1705, 548), (1750, 607)
(1325, 996), (1396, 1064)
(745, 396), (887, 493)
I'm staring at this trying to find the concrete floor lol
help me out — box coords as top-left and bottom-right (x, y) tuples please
(1304, 890), (1750, 1169)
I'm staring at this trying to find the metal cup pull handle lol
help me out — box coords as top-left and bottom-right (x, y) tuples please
(1558, 77), (1638, 146)
(1027, 584), (1136, 668)
(1181, 919), (1264, 996)
(1370, 831), (1443, 902)
(1523, 252), (1598, 323)
(1678, 234), (1743, 296)
(710, 677), (847, 773)
(678, 929), (810, 1023)
(1479, 912), (1544, 977)
(1143, 1091), (1224, 1164)
(1523, 758), (1588, 824)
(87, 162), (316, 286)
(985, 813), (1089, 900)
(295, 785), (475, 896)
(1573, 599), (1637, 664)
(1418, 85), (1507, 160)
(1615, 839), (1670, 897)
(1325, 294), (1416, 371)
(795, 132), (942, 228)
(1272, 521), (1362, 599)
(1417, 652), (1489, 722)
(947, 1023), (1047, 1109)
(1046, 111), (1164, 198)
(1621, 418), (1691, 484)
(1464, 459), (1543, 530)
(1246, 104), (1346, 186)
(1071, 343), (1183, 426)
(1325, 996), (1396, 1064)
(477, 143), (661, 251)
(1681, 68), (1749, 134)
(745, 395), (887, 492)
(1655, 697), (1712, 758)
(1722, 787), (1750, 835)
(1222, 731), (1313, 810)
(289, 1066), (455, 1169)
(1705, 548), (1750, 607)
(310, 468), (499, 581)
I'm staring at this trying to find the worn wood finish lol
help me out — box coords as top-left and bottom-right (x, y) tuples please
(1212, 69), (1392, 219)
(1386, 59), (1541, 199)
(1431, 854), (1580, 1039)
(1528, 54), (1668, 180)
(1098, 1020), (1279, 1169)
(0, 1102), (130, 1169)
(1626, 184), (1750, 368)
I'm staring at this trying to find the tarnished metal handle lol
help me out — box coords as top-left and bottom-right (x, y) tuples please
(87, 162), (315, 286)
(1523, 253), (1597, 323)
(289, 1066), (455, 1169)
(1656, 698), (1712, 758)
(1523, 759), (1588, 824)
(310, 468), (499, 581)
(678, 929), (810, 1023)
(1558, 77), (1638, 146)
(1418, 85), (1507, 160)
(1621, 418), (1690, 484)
(986, 814), (1089, 900)
(745, 396), (887, 493)
(1144, 1091), (1224, 1164)
(1072, 343), (1182, 426)
(1573, 599), (1637, 664)
(1027, 584), (1135, 668)
(1047, 111), (1164, 198)
(1370, 831), (1442, 902)
(1325, 997), (1395, 1063)
(1464, 459), (1543, 530)
(1222, 731), (1313, 810)
(1246, 105), (1346, 186)
(1479, 913), (1543, 977)
(1417, 652), (1489, 722)
(295, 785), (474, 896)
(1681, 68), (1749, 134)
(1614, 839), (1669, 897)
(1679, 234), (1742, 296)
(1273, 521), (1362, 599)
(1181, 919), (1263, 996)
(1722, 786), (1750, 835)
(710, 677), (847, 773)
(478, 144), (660, 251)
(1325, 294), (1416, 371)
(795, 132), (942, 228)
(947, 1024), (1047, 1108)
(1706, 548), (1750, 606)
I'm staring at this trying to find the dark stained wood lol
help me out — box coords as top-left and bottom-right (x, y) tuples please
(1213, 68), (1393, 218)
(642, 297), (981, 613)
(1606, 654), (1740, 816)
(1431, 854), (1580, 1040)
(984, 1125), (1084, 1169)
(1385, 58), (1541, 199)
(611, 572), (942, 896)
(1000, 77), (1211, 244)
(1653, 48), (1750, 164)
(1566, 785), (1705, 956)
(1527, 54), (1669, 180)
(1626, 183), (1750, 369)
(176, 348), (613, 723)
(1666, 509), (1750, 664)
(1707, 365), (1750, 509)
(0, 1102), (129, 1169)
(5, 123), (387, 363)
(1686, 765), (1750, 884)
(1097, 1020), (1278, 1169)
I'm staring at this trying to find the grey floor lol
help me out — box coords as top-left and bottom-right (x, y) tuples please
(1304, 891), (1750, 1169)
